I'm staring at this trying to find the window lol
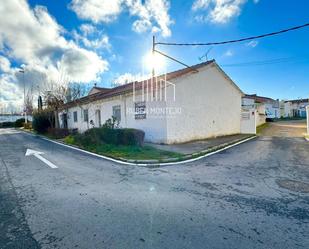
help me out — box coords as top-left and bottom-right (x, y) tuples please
(83, 109), (89, 122)
(112, 105), (121, 122)
(73, 111), (78, 123)
(135, 101), (146, 120)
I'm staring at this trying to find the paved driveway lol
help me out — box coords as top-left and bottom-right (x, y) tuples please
(0, 129), (309, 249)
(259, 120), (307, 137)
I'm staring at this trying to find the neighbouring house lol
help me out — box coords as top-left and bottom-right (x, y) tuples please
(242, 94), (280, 122)
(58, 60), (244, 144)
(242, 94), (266, 126)
(282, 98), (309, 118)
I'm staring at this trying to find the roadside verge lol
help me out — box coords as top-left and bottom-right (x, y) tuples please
(21, 129), (256, 167)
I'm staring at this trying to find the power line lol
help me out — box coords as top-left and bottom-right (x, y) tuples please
(156, 22), (309, 46)
(220, 57), (309, 67)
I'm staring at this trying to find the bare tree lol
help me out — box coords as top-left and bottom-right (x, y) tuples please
(40, 77), (88, 128)
(25, 90), (34, 116)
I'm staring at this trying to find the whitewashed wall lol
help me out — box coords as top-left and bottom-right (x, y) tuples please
(165, 64), (242, 144)
(240, 109), (256, 134)
(60, 63), (244, 144)
(60, 90), (169, 143)
(306, 106), (309, 134)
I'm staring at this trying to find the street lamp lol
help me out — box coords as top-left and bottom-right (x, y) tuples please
(18, 68), (27, 124)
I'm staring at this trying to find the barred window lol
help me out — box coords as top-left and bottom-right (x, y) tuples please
(73, 111), (78, 122)
(83, 109), (89, 122)
(112, 105), (121, 122)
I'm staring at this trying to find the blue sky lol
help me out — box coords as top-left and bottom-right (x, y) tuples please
(0, 0), (309, 111)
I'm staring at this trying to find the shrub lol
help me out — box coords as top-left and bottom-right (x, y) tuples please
(0, 122), (15, 128)
(47, 128), (70, 139)
(14, 118), (25, 127)
(81, 127), (145, 146)
(23, 122), (32, 130)
(117, 128), (145, 146)
(64, 135), (75, 145)
(102, 116), (119, 129)
(32, 111), (52, 133)
(64, 126), (145, 147)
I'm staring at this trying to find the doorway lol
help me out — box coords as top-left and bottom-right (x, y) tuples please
(95, 110), (101, 127)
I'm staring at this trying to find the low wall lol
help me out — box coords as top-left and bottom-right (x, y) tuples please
(306, 105), (309, 134)
(240, 108), (256, 134)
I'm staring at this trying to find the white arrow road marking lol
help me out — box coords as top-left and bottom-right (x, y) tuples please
(25, 149), (58, 169)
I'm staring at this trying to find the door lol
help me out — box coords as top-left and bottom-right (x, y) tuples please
(95, 110), (101, 127)
(62, 113), (68, 129)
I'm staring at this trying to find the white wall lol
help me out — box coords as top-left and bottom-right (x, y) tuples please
(240, 109), (256, 134)
(60, 63), (243, 144)
(165, 64), (242, 144)
(265, 102), (280, 119)
(307, 106), (309, 134)
(60, 91), (169, 143)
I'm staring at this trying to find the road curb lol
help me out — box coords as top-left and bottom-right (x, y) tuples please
(21, 130), (256, 167)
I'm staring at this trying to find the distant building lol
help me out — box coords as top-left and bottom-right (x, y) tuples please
(283, 98), (309, 118)
(242, 94), (280, 124)
(58, 60), (244, 144)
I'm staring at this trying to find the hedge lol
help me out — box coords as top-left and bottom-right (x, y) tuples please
(47, 128), (71, 139)
(69, 127), (145, 147)
(32, 111), (52, 133)
(0, 122), (15, 128)
(15, 118), (26, 127)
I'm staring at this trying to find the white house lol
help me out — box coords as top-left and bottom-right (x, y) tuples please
(58, 60), (244, 144)
(282, 99), (309, 118)
(242, 95), (266, 126)
(242, 94), (280, 121)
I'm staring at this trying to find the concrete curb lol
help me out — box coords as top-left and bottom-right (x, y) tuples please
(21, 130), (256, 167)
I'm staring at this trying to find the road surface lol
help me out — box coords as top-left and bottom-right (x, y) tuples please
(0, 128), (308, 249)
(259, 119), (307, 137)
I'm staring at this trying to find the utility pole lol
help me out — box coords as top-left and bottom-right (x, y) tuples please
(152, 35), (155, 78)
(19, 68), (27, 124)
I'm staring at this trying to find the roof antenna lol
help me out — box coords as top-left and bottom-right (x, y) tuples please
(199, 47), (213, 62)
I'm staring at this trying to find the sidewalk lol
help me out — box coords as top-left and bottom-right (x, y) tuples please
(145, 134), (252, 155)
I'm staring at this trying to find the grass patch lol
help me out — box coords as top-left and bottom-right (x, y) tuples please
(64, 135), (183, 161)
(279, 117), (306, 121)
(256, 123), (269, 134)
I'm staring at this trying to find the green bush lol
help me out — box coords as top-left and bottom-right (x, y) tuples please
(0, 122), (15, 128)
(23, 122), (32, 130)
(14, 118), (26, 127)
(32, 111), (52, 133)
(64, 135), (75, 145)
(47, 128), (70, 139)
(68, 127), (145, 147)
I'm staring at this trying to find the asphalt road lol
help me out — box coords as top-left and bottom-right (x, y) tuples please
(259, 120), (307, 137)
(0, 128), (309, 249)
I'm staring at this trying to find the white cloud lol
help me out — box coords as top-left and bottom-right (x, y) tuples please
(0, 0), (108, 110)
(80, 23), (97, 35)
(0, 73), (23, 112)
(192, 0), (248, 24)
(0, 56), (11, 73)
(192, 0), (211, 11)
(69, 0), (173, 37)
(224, 49), (234, 56)
(72, 25), (111, 51)
(113, 72), (145, 86)
(246, 40), (259, 47)
(69, 0), (123, 23)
